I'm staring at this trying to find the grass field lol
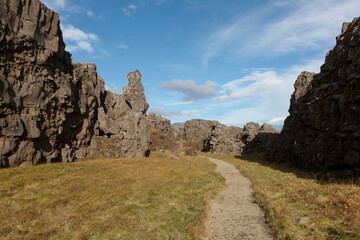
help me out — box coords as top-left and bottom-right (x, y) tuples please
(207, 153), (360, 240)
(0, 153), (224, 240)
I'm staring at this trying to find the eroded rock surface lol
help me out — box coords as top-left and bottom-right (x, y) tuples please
(184, 119), (217, 144)
(0, 0), (151, 167)
(203, 122), (244, 154)
(242, 123), (278, 154)
(184, 119), (276, 154)
(148, 113), (183, 141)
(271, 17), (360, 174)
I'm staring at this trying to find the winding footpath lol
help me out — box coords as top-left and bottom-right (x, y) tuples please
(204, 157), (275, 240)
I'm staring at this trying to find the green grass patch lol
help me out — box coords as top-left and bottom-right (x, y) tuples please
(204, 153), (360, 240)
(0, 152), (224, 240)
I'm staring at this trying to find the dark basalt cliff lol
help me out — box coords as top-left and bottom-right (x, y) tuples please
(271, 17), (360, 174)
(0, 0), (151, 167)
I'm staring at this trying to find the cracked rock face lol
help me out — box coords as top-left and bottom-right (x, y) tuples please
(241, 123), (278, 154)
(271, 17), (360, 173)
(203, 122), (244, 154)
(185, 119), (276, 154)
(0, 0), (151, 167)
(148, 113), (183, 141)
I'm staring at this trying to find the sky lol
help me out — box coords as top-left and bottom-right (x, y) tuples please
(42, 0), (360, 130)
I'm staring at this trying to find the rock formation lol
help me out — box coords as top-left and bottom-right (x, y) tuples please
(185, 119), (276, 154)
(271, 17), (360, 174)
(203, 122), (244, 154)
(184, 119), (217, 143)
(0, 0), (151, 168)
(148, 113), (183, 141)
(242, 123), (278, 154)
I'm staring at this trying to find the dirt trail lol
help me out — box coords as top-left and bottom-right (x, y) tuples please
(204, 157), (275, 240)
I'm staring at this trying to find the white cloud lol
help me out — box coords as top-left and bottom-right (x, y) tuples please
(128, 4), (137, 10)
(86, 10), (94, 18)
(149, 106), (211, 120)
(105, 84), (122, 95)
(62, 24), (98, 53)
(215, 70), (283, 102)
(42, 0), (66, 11)
(123, 5), (137, 17)
(167, 101), (195, 106)
(203, 0), (360, 64)
(269, 0), (294, 7)
(268, 117), (286, 130)
(118, 44), (129, 50)
(159, 79), (218, 101)
(217, 58), (323, 126)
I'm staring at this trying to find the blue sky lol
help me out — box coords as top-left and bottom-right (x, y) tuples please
(42, 0), (360, 129)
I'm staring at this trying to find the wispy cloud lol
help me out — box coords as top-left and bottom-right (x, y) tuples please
(42, 0), (97, 18)
(215, 70), (283, 102)
(203, 0), (360, 64)
(42, 0), (66, 11)
(149, 106), (212, 120)
(128, 4), (137, 10)
(268, 117), (286, 130)
(118, 44), (129, 50)
(167, 101), (195, 106)
(86, 10), (95, 18)
(62, 24), (98, 53)
(159, 79), (218, 101)
(154, 0), (168, 5)
(217, 58), (323, 127)
(123, 4), (137, 17)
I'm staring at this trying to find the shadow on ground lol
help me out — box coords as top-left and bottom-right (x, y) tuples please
(234, 153), (359, 185)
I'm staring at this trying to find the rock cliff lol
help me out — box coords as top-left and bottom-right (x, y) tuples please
(0, 0), (151, 167)
(272, 17), (360, 174)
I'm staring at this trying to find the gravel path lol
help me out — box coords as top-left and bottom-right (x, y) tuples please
(204, 157), (275, 240)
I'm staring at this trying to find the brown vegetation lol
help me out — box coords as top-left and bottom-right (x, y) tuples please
(150, 127), (179, 152)
(0, 153), (224, 239)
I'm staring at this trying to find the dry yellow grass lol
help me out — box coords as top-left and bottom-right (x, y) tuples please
(0, 152), (224, 240)
(206, 153), (360, 240)
(150, 128), (179, 152)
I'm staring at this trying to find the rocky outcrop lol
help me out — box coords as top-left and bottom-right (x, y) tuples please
(0, 0), (151, 168)
(203, 123), (244, 154)
(184, 119), (217, 143)
(242, 123), (278, 154)
(185, 119), (276, 154)
(147, 113), (182, 152)
(88, 70), (151, 159)
(184, 119), (220, 151)
(271, 17), (360, 174)
(148, 113), (183, 141)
